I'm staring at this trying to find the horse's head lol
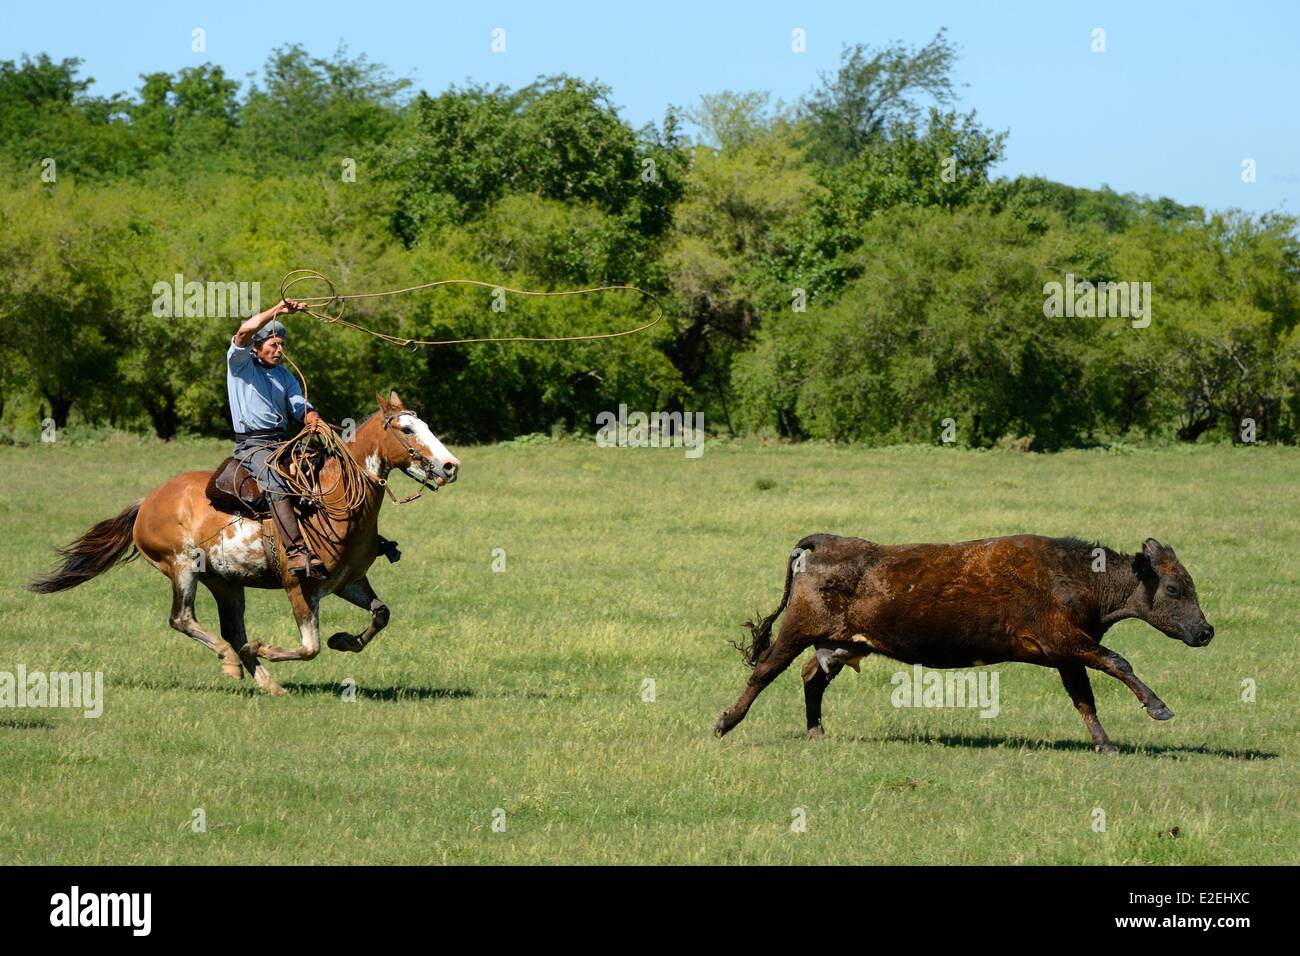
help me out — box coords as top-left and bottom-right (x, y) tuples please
(374, 390), (460, 488)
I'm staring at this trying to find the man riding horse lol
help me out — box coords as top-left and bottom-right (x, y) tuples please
(228, 298), (327, 579)
(32, 299), (463, 693)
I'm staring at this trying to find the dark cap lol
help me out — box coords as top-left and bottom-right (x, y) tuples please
(252, 320), (287, 346)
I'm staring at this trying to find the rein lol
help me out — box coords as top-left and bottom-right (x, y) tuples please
(273, 353), (429, 507)
(378, 411), (443, 505)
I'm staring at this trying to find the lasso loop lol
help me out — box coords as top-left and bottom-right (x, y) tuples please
(277, 269), (665, 347)
(253, 269), (665, 519)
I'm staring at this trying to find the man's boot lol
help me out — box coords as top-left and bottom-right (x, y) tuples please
(269, 497), (327, 579)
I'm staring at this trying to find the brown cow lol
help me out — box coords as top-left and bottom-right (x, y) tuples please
(714, 534), (1214, 752)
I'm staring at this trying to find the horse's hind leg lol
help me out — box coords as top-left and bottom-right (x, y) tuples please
(326, 576), (389, 653)
(168, 566), (242, 679)
(205, 579), (287, 696)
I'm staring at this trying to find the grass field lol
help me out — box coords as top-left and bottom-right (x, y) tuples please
(0, 435), (1296, 864)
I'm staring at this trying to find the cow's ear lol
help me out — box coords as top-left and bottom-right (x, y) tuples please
(1136, 538), (1166, 576)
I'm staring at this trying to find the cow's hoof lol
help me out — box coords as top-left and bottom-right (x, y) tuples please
(1095, 742), (1118, 754)
(807, 726), (826, 740)
(1147, 703), (1174, 721)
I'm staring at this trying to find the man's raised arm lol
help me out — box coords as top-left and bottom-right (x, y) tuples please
(233, 299), (307, 348)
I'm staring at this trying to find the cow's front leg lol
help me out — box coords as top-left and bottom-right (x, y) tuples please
(1080, 647), (1173, 720)
(1058, 664), (1116, 753)
(327, 576), (390, 653)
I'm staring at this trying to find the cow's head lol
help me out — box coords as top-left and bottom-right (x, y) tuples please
(1134, 538), (1213, 646)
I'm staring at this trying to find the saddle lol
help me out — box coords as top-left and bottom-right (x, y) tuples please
(206, 457), (268, 517)
(206, 450), (329, 518)
(206, 453), (402, 563)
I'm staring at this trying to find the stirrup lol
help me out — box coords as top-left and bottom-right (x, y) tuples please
(287, 549), (328, 580)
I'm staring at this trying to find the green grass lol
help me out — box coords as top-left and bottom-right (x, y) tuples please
(0, 436), (1296, 864)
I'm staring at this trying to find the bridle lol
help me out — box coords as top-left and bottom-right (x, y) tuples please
(378, 411), (445, 504)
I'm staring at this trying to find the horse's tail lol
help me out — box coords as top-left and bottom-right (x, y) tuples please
(28, 500), (143, 594)
(736, 536), (818, 667)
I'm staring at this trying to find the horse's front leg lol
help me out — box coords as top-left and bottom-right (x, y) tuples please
(327, 576), (389, 653)
(244, 582), (322, 662)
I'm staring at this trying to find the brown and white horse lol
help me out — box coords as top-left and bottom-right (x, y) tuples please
(29, 391), (460, 695)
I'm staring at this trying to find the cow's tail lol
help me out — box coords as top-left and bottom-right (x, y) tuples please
(737, 536), (818, 667)
(28, 500), (142, 594)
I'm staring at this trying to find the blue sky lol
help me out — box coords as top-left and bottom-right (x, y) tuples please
(4, 0), (1296, 215)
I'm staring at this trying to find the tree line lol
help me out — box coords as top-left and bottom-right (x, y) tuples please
(2, 31), (1297, 447)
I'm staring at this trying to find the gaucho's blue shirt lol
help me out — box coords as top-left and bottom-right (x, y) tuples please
(226, 335), (314, 434)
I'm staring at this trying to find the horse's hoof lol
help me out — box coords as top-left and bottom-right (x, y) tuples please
(807, 726), (826, 740)
(243, 640), (265, 659)
(1096, 742), (1119, 754)
(713, 713), (734, 737)
(327, 632), (360, 653)
(220, 660), (243, 680)
(252, 670), (288, 696)
(1147, 703), (1174, 721)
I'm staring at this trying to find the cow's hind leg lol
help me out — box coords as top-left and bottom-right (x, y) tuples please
(803, 656), (843, 738)
(715, 616), (816, 738)
(1058, 664), (1116, 754)
(326, 576), (389, 653)
(205, 579), (287, 696)
(168, 567), (242, 679)
(803, 642), (869, 738)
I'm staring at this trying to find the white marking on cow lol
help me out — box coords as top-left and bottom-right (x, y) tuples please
(817, 644), (869, 674)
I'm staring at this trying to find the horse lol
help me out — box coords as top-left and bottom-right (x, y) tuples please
(28, 390), (460, 696)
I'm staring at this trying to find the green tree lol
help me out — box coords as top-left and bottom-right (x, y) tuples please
(800, 29), (962, 166)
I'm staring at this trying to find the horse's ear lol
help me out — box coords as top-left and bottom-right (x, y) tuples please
(376, 391), (390, 412)
(388, 389), (403, 408)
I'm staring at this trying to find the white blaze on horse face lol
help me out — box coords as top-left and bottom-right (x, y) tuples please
(397, 413), (457, 479)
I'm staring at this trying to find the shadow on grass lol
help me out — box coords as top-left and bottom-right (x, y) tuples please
(0, 717), (55, 730)
(280, 682), (474, 702)
(111, 676), (477, 702)
(863, 732), (1276, 760)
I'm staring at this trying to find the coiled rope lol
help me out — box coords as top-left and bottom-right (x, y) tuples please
(266, 351), (377, 515)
